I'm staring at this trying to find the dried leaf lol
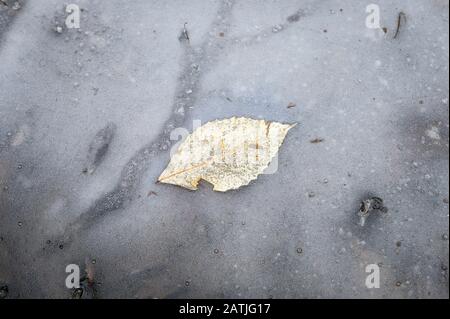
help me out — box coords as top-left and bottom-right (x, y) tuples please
(158, 117), (295, 192)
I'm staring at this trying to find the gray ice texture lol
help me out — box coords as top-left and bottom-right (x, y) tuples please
(0, 0), (448, 298)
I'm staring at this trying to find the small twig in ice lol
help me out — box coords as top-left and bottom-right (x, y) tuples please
(147, 190), (158, 197)
(181, 22), (190, 43)
(0, 0), (8, 7)
(287, 102), (296, 109)
(393, 12), (406, 39)
(310, 138), (324, 144)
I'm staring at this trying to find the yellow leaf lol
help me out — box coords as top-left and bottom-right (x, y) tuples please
(158, 117), (296, 192)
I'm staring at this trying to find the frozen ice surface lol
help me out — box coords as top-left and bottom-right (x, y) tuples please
(0, 0), (448, 298)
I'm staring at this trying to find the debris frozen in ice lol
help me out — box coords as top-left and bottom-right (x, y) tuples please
(357, 197), (388, 226)
(83, 122), (117, 175)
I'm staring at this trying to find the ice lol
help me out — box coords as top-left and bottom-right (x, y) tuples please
(0, 0), (448, 298)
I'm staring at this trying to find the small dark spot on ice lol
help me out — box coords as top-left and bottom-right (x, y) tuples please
(287, 10), (304, 23)
(0, 285), (8, 299)
(179, 22), (190, 43)
(84, 122), (116, 174)
(147, 191), (158, 197)
(310, 138), (324, 144)
(287, 102), (296, 108)
(71, 288), (83, 299)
